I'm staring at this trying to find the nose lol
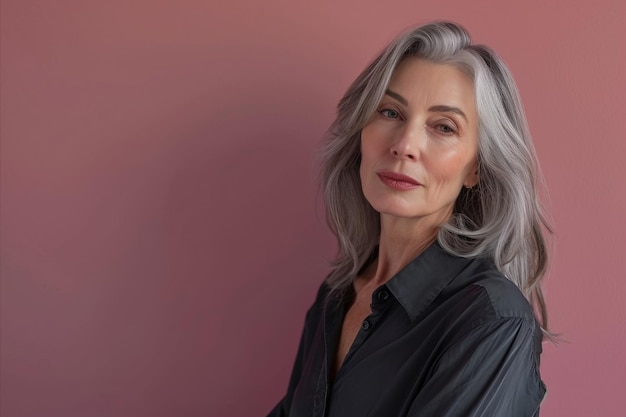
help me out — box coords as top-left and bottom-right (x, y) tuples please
(390, 125), (421, 161)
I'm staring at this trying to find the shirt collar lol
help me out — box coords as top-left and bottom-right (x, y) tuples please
(385, 241), (473, 322)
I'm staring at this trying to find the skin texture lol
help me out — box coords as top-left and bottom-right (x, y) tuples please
(334, 58), (480, 374)
(359, 57), (479, 231)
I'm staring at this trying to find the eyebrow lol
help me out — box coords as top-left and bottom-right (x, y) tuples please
(385, 89), (408, 105)
(428, 105), (468, 122)
(384, 89), (468, 122)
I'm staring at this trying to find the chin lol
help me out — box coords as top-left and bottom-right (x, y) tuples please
(367, 197), (455, 225)
(369, 200), (422, 219)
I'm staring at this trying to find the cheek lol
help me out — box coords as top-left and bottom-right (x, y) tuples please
(427, 150), (476, 187)
(358, 140), (370, 184)
(359, 151), (377, 191)
(359, 132), (382, 171)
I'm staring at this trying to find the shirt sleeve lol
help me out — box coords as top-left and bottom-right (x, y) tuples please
(266, 312), (310, 417)
(266, 284), (327, 417)
(407, 317), (546, 417)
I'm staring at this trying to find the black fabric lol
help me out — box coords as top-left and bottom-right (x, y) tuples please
(267, 242), (546, 417)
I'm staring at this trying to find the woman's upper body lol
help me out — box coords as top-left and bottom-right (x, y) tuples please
(267, 242), (545, 417)
(268, 21), (552, 417)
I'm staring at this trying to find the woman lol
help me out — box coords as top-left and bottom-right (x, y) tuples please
(268, 21), (552, 417)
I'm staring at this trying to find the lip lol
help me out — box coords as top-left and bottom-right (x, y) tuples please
(376, 171), (421, 190)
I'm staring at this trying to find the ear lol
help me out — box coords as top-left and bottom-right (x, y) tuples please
(463, 163), (480, 188)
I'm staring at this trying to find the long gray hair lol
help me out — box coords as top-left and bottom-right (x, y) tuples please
(319, 21), (553, 335)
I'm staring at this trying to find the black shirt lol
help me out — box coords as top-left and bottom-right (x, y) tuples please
(267, 242), (546, 417)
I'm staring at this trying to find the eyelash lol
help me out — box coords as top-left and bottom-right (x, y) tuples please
(377, 108), (402, 120)
(377, 107), (459, 135)
(432, 122), (458, 135)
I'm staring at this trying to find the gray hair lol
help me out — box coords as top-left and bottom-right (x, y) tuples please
(319, 21), (553, 336)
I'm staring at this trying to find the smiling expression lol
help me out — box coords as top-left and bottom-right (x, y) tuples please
(359, 57), (480, 227)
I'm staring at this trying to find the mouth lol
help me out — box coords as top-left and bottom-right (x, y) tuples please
(376, 171), (421, 190)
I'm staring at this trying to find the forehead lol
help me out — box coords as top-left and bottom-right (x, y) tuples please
(388, 57), (476, 111)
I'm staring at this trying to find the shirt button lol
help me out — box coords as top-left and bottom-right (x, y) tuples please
(361, 319), (370, 330)
(377, 290), (389, 302)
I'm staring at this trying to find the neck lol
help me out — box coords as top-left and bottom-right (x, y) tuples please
(367, 215), (441, 286)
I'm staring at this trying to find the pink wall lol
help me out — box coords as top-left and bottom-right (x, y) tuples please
(1, 1), (624, 416)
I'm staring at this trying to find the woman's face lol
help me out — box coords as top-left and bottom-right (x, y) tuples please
(359, 57), (479, 227)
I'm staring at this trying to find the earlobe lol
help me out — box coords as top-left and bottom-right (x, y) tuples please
(463, 168), (480, 188)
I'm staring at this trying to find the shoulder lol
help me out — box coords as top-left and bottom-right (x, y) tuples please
(304, 281), (344, 323)
(304, 282), (331, 318)
(474, 266), (536, 322)
(433, 256), (543, 350)
(446, 256), (536, 322)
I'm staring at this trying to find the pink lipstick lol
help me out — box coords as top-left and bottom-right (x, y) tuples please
(377, 171), (421, 191)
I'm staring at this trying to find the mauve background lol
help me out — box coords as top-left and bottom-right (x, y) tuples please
(1, 1), (625, 416)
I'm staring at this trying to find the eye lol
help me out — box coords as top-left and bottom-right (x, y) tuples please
(432, 121), (458, 135)
(377, 108), (401, 120)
